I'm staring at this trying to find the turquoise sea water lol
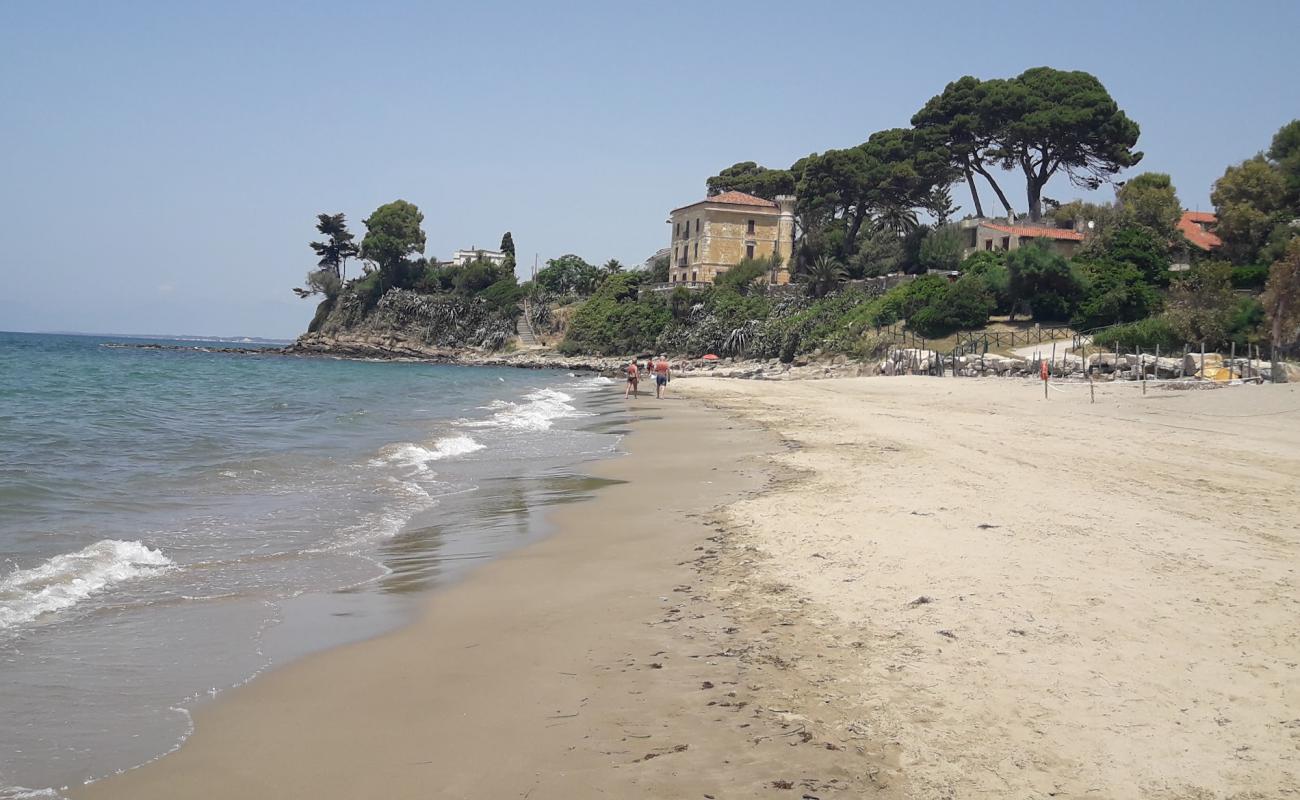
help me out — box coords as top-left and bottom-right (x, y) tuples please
(0, 332), (620, 797)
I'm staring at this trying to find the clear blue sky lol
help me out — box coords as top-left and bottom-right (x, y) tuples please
(3, 0), (1298, 338)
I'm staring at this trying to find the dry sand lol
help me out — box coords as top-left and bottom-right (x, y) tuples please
(76, 376), (1300, 799)
(681, 376), (1300, 799)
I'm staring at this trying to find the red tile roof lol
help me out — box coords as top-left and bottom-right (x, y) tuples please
(1178, 211), (1222, 251)
(711, 191), (778, 207)
(673, 191), (778, 213)
(982, 222), (1085, 242)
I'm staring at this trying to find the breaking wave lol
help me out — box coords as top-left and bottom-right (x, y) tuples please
(0, 540), (173, 629)
(370, 434), (486, 470)
(469, 388), (584, 431)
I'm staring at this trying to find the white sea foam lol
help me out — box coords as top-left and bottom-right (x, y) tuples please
(370, 435), (485, 470)
(0, 540), (173, 629)
(469, 388), (584, 431)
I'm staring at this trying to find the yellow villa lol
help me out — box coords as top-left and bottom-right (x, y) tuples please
(666, 191), (796, 285)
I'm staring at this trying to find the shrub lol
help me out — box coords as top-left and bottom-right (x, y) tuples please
(1006, 242), (1082, 321)
(1091, 317), (1182, 352)
(560, 273), (669, 355)
(450, 260), (505, 295)
(351, 271), (386, 311)
(1071, 259), (1162, 330)
(479, 278), (525, 312)
(1231, 265), (1270, 290)
(909, 278), (994, 338)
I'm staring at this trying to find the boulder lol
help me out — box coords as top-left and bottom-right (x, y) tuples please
(1183, 352), (1224, 376)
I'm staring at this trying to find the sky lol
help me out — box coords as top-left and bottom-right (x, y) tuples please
(3, 0), (1298, 339)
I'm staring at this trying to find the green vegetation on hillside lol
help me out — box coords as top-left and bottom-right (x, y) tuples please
(291, 67), (1299, 363)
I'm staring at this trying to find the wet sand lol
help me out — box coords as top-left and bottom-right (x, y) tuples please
(75, 395), (883, 799)
(77, 377), (1300, 799)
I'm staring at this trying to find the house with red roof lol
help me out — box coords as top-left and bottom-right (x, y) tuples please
(959, 218), (1086, 260)
(1171, 211), (1222, 271)
(666, 191), (797, 285)
(1177, 211), (1222, 252)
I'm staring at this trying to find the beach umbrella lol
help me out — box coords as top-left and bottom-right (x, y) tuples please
(702, 353), (719, 361)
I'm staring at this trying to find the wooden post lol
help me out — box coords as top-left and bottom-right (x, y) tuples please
(1155, 344), (1160, 385)
(1230, 341), (1237, 380)
(1141, 347), (1146, 395)
(1183, 343), (1190, 378)
(1200, 341), (1206, 380)
(1051, 341), (1057, 378)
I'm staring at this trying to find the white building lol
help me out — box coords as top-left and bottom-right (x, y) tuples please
(449, 248), (509, 267)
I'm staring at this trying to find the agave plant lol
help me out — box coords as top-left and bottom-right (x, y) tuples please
(722, 320), (761, 356)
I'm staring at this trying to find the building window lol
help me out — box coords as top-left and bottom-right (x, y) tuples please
(691, 270), (698, 282)
(695, 218), (700, 234)
(984, 239), (993, 251)
(747, 219), (755, 235)
(746, 244), (755, 259)
(1001, 236), (1010, 250)
(693, 242), (698, 259)
(675, 222), (680, 238)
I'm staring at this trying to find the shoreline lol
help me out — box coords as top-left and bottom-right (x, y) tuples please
(73, 390), (888, 799)
(64, 375), (1300, 798)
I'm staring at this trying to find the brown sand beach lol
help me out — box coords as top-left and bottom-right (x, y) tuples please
(77, 377), (1300, 799)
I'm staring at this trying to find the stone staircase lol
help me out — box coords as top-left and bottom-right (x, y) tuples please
(516, 299), (540, 347)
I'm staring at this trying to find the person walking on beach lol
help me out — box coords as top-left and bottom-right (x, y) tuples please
(624, 360), (639, 399)
(652, 354), (671, 399)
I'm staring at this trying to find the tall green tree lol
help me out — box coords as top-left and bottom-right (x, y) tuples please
(1117, 172), (1182, 239)
(917, 224), (964, 272)
(990, 68), (1142, 221)
(535, 254), (601, 296)
(602, 258), (624, 276)
(650, 253), (671, 283)
(795, 128), (953, 262)
(1269, 119), (1300, 210)
(500, 231), (515, 258)
(360, 200), (427, 290)
(1212, 155), (1291, 265)
(706, 161), (798, 199)
(309, 212), (360, 281)
(912, 75), (1016, 218)
(1263, 238), (1300, 369)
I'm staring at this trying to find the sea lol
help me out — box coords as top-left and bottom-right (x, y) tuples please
(0, 331), (623, 798)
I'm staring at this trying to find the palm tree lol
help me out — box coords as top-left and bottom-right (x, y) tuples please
(874, 205), (920, 237)
(806, 254), (847, 298)
(602, 258), (624, 276)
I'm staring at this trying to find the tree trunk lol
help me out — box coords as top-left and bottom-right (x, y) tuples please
(1272, 303), (1284, 383)
(843, 205), (868, 258)
(1027, 178), (1044, 222)
(962, 163), (985, 218)
(972, 163), (1014, 216)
